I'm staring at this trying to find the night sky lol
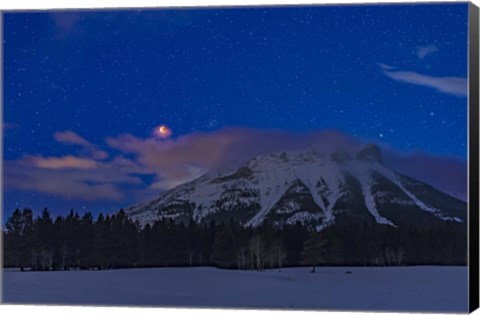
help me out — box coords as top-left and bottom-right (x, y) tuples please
(3, 3), (469, 219)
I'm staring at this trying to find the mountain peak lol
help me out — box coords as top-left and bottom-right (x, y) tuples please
(356, 144), (382, 164)
(125, 145), (465, 230)
(331, 149), (351, 164)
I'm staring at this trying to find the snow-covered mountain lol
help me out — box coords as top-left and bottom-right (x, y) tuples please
(125, 145), (466, 230)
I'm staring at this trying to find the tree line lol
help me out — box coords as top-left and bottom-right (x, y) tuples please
(2, 208), (467, 271)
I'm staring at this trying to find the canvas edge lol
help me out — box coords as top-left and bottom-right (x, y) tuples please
(0, 2), (475, 314)
(0, 10), (4, 305)
(469, 1), (480, 313)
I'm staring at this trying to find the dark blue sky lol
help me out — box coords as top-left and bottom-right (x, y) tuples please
(3, 4), (469, 218)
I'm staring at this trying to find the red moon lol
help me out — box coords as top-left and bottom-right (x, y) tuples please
(155, 125), (172, 139)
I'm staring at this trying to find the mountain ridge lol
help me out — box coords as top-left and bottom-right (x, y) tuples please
(125, 145), (466, 230)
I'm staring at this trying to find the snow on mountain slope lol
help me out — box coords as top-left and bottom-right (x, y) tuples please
(125, 145), (466, 229)
(356, 171), (397, 227)
(373, 165), (463, 223)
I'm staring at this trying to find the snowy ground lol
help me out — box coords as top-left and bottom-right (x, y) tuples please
(2, 266), (468, 312)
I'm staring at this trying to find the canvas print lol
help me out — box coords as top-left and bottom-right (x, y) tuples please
(1, 3), (475, 313)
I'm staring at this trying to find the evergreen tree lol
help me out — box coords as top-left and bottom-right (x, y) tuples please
(52, 216), (66, 270)
(210, 223), (237, 268)
(5, 209), (24, 235)
(139, 224), (153, 267)
(270, 240), (287, 271)
(283, 222), (310, 266)
(35, 208), (54, 270)
(91, 213), (109, 269)
(248, 234), (265, 271)
(78, 212), (95, 269)
(63, 210), (81, 269)
(301, 232), (327, 273)
(20, 208), (35, 270)
(4, 209), (24, 267)
(2, 206), (469, 270)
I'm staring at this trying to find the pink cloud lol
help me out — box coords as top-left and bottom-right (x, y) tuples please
(22, 155), (98, 170)
(105, 128), (362, 190)
(54, 130), (109, 160)
(105, 127), (467, 198)
(54, 130), (92, 146)
(4, 128), (467, 204)
(4, 158), (142, 201)
(4, 165), (120, 201)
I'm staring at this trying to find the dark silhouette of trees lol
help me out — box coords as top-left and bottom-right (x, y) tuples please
(2, 208), (467, 271)
(4, 209), (24, 268)
(34, 208), (55, 270)
(301, 232), (327, 273)
(4, 208), (35, 270)
(210, 222), (238, 268)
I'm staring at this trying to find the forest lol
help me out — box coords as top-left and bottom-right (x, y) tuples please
(2, 208), (467, 272)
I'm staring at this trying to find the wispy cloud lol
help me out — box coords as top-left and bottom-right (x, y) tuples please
(22, 155), (98, 170)
(49, 12), (84, 39)
(4, 160), (140, 201)
(54, 130), (92, 147)
(416, 45), (439, 59)
(382, 69), (467, 97)
(54, 130), (108, 160)
(378, 63), (396, 71)
(3, 122), (19, 130)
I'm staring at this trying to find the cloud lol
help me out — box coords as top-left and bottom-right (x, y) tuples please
(3, 122), (19, 130)
(5, 166), (124, 201)
(105, 128), (361, 190)
(149, 165), (205, 191)
(378, 63), (396, 71)
(105, 128), (466, 199)
(22, 155), (98, 170)
(416, 45), (439, 59)
(383, 70), (467, 97)
(383, 150), (467, 201)
(4, 128), (467, 204)
(4, 158), (142, 201)
(54, 131), (92, 146)
(54, 130), (109, 160)
(49, 12), (84, 39)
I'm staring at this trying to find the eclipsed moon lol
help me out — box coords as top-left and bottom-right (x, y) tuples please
(159, 126), (168, 135)
(156, 125), (172, 139)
